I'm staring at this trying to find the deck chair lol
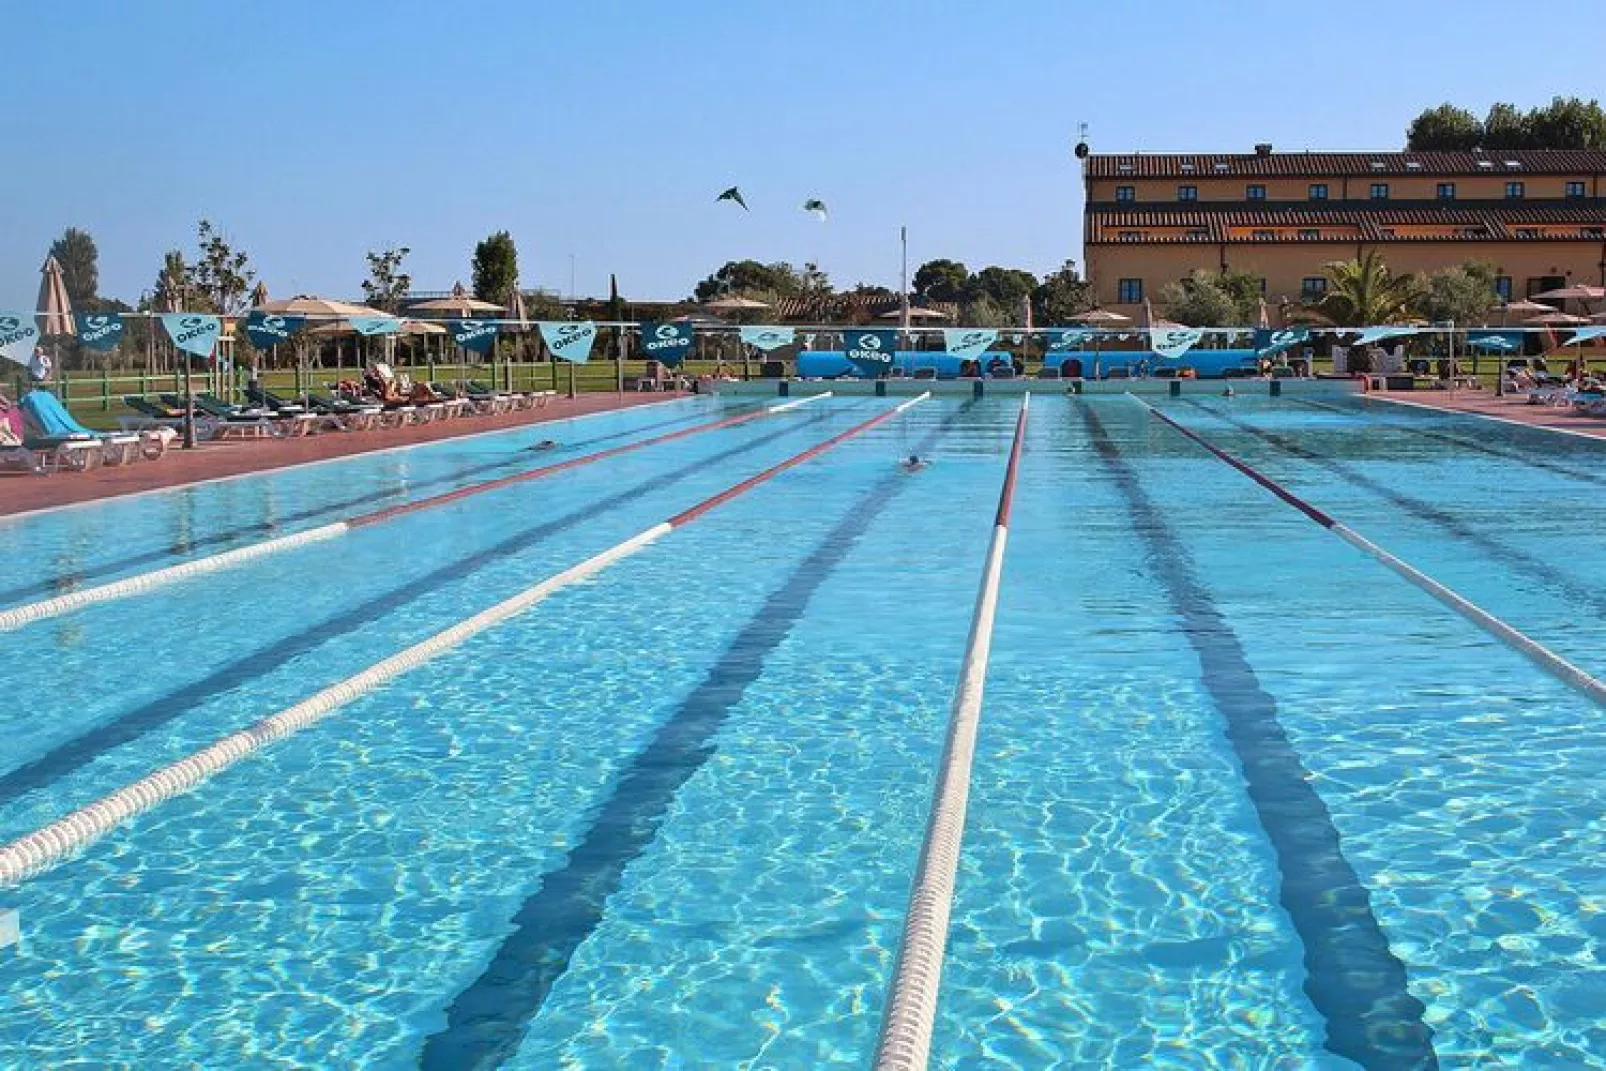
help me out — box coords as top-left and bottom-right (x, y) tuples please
(20, 390), (137, 467)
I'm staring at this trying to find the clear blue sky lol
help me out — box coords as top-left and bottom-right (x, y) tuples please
(7, 0), (1602, 309)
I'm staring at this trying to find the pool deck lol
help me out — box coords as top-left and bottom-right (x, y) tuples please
(0, 392), (685, 517)
(1367, 387), (1606, 440)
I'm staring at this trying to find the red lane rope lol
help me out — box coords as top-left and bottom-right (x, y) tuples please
(668, 400), (921, 528)
(1142, 402), (1337, 529)
(993, 400), (1030, 528)
(347, 407), (769, 529)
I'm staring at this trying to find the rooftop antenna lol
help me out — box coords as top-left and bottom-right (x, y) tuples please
(1074, 121), (1090, 160)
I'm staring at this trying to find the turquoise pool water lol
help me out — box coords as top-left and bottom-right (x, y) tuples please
(2, 393), (1605, 1066)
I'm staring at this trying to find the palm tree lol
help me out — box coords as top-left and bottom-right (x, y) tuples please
(49, 227), (99, 307)
(1316, 249), (1418, 326)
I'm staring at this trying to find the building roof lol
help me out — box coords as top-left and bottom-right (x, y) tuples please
(1085, 149), (1606, 179)
(1087, 201), (1606, 243)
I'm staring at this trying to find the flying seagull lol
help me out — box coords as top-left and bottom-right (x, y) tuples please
(716, 186), (749, 211)
(802, 198), (828, 222)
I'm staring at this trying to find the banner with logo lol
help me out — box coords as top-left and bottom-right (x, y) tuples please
(640, 322), (694, 367)
(161, 313), (222, 358)
(351, 316), (400, 336)
(1349, 326), (1419, 347)
(942, 328), (998, 360)
(843, 329), (896, 377)
(449, 319), (500, 355)
(0, 312), (39, 367)
(539, 320), (597, 363)
(1143, 327), (1200, 360)
(245, 311), (304, 350)
(1464, 329), (1522, 352)
(68, 312), (124, 352)
(1564, 326), (1606, 347)
(1254, 327), (1309, 356)
(739, 325), (795, 351)
(1043, 328), (1094, 351)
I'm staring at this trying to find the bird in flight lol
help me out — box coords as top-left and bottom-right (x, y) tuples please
(716, 186), (749, 211)
(802, 198), (828, 222)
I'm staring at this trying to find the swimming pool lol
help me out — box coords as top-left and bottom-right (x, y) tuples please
(2, 392), (1604, 1066)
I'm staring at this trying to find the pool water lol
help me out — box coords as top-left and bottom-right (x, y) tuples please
(2, 392), (1605, 1067)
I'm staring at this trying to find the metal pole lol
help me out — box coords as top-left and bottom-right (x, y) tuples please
(181, 348), (196, 449)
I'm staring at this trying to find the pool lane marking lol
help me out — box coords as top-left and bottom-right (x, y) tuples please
(875, 395), (1028, 1071)
(1087, 401), (1438, 1069)
(1287, 396), (1606, 488)
(1141, 398), (1606, 707)
(0, 405), (756, 610)
(1181, 399), (1606, 622)
(0, 396), (924, 892)
(0, 395), (836, 633)
(423, 394), (965, 1070)
(0, 414), (834, 812)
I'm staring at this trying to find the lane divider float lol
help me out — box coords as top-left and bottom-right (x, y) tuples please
(1134, 396), (1606, 708)
(0, 394), (922, 892)
(0, 393), (835, 633)
(875, 395), (1028, 1071)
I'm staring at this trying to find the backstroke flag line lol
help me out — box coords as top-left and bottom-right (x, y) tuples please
(350, 317), (400, 337)
(74, 313), (125, 352)
(1044, 328), (1094, 351)
(739, 326), (794, 351)
(0, 312), (39, 367)
(539, 321), (597, 363)
(844, 329), (896, 377)
(942, 328), (998, 360)
(640, 322), (694, 367)
(161, 313), (221, 358)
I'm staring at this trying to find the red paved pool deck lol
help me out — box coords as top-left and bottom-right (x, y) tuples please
(0, 392), (685, 517)
(1365, 387), (1606, 440)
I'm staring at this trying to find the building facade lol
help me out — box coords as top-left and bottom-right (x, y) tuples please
(1082, 147), (1606, 319)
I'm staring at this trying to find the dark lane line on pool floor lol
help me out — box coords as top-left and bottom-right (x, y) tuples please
(1079, 404), (1437, 1070)
(420, 404), (978, 1071)
(1288, 396), (1606, 488)
(1182, 398), (1606, 621)
(0, 405), (726, 609)
(0, 413), (833, 813)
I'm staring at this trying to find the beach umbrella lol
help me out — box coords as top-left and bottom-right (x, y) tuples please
(877, 305), (950, 321)
(36, 255), (74, 339)
(1525, 311), (1591, 326)
(409, 281), (503, 316)
(704, 295), (769, 312)
(1071, 308), (1131, 325)
(1530, 285), (1606, 303)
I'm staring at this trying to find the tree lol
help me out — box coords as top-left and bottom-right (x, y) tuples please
(1316, 250), (1417, 326)
(153, 249), (192, 311)
(964, 266), (1037, 313)
(1413, 260), (1499, 325)
(362, 246), (412, 313)
(49, 227), (99, 306)
(912, 258), (969, 302)
(692, 260), (805, 301)
(1405, 104), (1482, 151)
(191, 219), (256, 315)
(960, 295), (1014, 328)
(1527, 96), (1606, 150)
(1031, 260), (1094, 324)
(1481, 102), (1528, 148)
(1158, 272), (1239, 327)
(471, 230), (519, 304)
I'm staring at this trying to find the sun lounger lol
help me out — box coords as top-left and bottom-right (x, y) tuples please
(19, 391), (148, 468)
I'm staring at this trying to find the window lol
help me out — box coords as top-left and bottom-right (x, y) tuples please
(1515, 228), (1538, 239)
(1246, 184), (1266, 201)
(1298, 229), (1320, 240)
(1187, 229), (1209, 239)
(1119, 230), (1143, 242)
(1301, 277), (1328, 299)
(1180, 161), (1196, 173)
(1460, 227), (1485, 238)
(1370, 183), (1390, 200)
(1117, 278), (1143, 303)
(1117, 159), (1134, 174)
(1178, 185), (1198, 201)
(1437, 182), (1456, 200)
(1308, 183), (1328, 201)
(1566, 181), (1587, 199)
(1115, 185), (1135, 203)
(1252, 229), (1275, 241)
(1528, 275), (1565, 298)
(1505, 181), (1525, 199)
(1494, 276), (1513, 301)
(1381, 228), (1397, 238)
(1585, 227), (1605, 238)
